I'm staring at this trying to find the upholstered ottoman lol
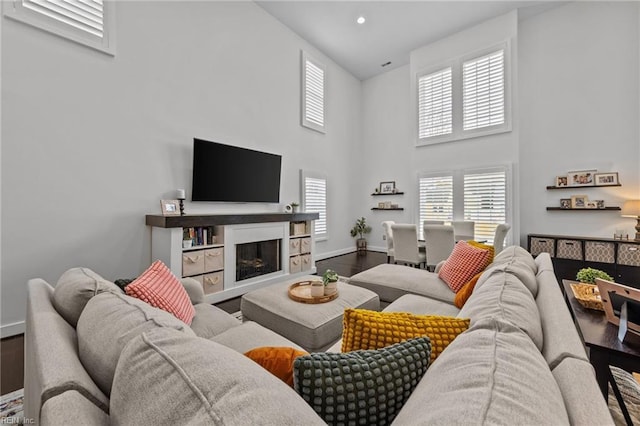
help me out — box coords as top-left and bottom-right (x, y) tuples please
(241, 276), (380, 352)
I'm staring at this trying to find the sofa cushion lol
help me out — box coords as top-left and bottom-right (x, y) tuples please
(491, 245), (538, 275)
(125, 260), (195, 324)
(348, 264), (455, 304)
(110, 328), (324, 425)
(189, 303), (242, 340)
(341, 309), (469, 364)
(245, 346), (309, 387)
(383, 294), (460, 317)
(211, 321), (305, 353)
(53, 267), (122, 327)
(439, 241), (492, 292)
(458, 269), (543, 351)
(77, 291), (195, 396)
(391, 319), (570, 426)
(293, 337), (431, 425)
(41, 390), (110, 426)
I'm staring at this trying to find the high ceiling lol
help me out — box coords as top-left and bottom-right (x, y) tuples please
(256, 1), (564, 80)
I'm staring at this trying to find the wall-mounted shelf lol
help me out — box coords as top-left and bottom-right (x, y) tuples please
(371, 207), (404, 211)
(546, 184), (621, 190)
(371, 192), (404, 196)
(546, 207), (621, 211)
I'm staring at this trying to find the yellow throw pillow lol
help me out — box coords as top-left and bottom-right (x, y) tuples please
(467, 240), (495, 264)
(341, 309), (470, 363)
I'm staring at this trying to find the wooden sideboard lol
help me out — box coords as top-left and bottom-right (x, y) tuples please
(527, 234), (640, 289)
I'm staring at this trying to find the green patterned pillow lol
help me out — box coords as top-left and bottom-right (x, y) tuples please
(292, 337), (431, 425)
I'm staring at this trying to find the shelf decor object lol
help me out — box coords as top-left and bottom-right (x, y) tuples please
(379, 181), (396, 194)
(621, 200), (640, 241)
(176, 189), (186, 216)
(160, 199), (180, 216)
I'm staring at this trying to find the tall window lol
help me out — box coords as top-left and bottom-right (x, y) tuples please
(418, 67), (452, 139)
(463, 169), (507, 242)
(301, 171), (327, 240)
(416, 42), (509, 145)
(418, 174), (453, 239)
(463, 49), (505, 131)
(3, 0), (115, 55)
(301, 51), (325, 133)
(418, 166), (510, 243)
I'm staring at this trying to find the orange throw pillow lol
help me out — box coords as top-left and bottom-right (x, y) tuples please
(454, 272), (483, 308)
(467, 241), (495, 264)
(126, 260), (195, 324)
(245, 347), (309, 387)
(439, 241), (492, 293)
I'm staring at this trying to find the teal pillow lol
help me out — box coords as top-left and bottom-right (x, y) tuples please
(293, 337), (431, 425)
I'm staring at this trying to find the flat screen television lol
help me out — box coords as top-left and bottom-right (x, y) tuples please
(192, 138), (282, 203)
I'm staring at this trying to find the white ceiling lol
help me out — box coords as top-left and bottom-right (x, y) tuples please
(256, 1), (563, 80)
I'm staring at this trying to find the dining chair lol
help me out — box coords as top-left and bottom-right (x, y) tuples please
(492, 223), (511, 255)
(423, 224), (455, 271)
(391, 224), (426, 268)
(381, 221), (395, 263)
(451, 220), (475, 241)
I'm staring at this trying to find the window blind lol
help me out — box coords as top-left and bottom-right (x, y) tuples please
(463, 170), (506, 243)
(303, 176), (327, 237)
(463, 49), (505, 131)
(418, 175), (453, 239)
(23, 0), (104, 38)
(418, 67), (452, 139)
(302, 52), (325, 133)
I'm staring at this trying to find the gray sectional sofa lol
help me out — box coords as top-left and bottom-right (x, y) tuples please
(25, 247), (614, 425)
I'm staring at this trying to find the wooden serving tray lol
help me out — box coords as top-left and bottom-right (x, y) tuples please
(569, 282), (604, 311)
(288, 280), (338, 304)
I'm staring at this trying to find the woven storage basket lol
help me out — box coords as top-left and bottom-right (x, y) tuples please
(570, 282), (604, 311)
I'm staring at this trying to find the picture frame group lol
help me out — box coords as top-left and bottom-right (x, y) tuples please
(564, 195), (605, 209)
(555, 170), (619, 188)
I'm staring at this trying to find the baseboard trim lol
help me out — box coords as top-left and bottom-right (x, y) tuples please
(366, 246), (386, 253)
(1, 321), (25, 339)
(315, 247), (356, 261)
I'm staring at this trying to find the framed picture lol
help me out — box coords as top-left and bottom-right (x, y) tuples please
(555, 176), (568, 187)
(594, 172), (619, 186)
(378, 202), (385, 209)
(585, 201), (598, 209)
(571, 195), (588, 209)
(595, 200), (605, 209)
(379, 181), (396, 194)
(560, 199), (571, 209)
(568, 170), (596, 187)
(161, 199), (180, 216)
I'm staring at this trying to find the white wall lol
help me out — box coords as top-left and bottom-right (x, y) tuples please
(519, 2), (640, 243)
(0, 1), (361, 336)
(361, 12), (519, 252)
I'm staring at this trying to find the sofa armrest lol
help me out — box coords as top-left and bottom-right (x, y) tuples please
(180, 278), (205, 305)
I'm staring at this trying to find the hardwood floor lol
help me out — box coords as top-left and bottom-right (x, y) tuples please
(0, 251), (387, 395)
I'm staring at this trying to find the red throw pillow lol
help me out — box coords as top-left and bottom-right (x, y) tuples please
(126, 260), (195, 324)
(245, 347), (309, 387)
(439, 241), (491, 293)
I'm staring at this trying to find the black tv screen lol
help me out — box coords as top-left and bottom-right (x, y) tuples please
(192, 139), (282, 203)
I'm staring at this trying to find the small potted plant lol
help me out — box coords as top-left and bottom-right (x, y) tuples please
(290, 202), (300, 213)
(322, 269), (339, 296)
(350, 217), (372, 255)
(576, 267), (614, 284)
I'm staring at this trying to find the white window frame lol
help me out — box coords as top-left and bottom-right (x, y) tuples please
(3, 0), (116, 55)
(301, 50), (326, 134)
(300, 170), (328, 241)
(416, 164), (512, 244)
(415, 40), (511, 146)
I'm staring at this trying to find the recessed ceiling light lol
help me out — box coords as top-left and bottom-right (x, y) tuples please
(356, 16), (366, 25)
